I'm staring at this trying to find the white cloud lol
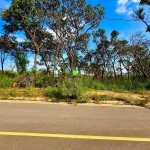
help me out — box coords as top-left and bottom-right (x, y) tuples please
(116, 0), (128, 14)
(27, 56), (46, 70)
(116, 0), (140, 14)
(16, 37), (25, 42)
(117, 0), (128, 5)
(46, 28), (57, 40)
(28, 57), (34, 69)
(116, 5), (127, 14)
(128, 10), (134, 15)
(131, 0), (140, 3)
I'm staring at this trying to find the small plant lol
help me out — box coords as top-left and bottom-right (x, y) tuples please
(45, 88), (63, 101)
(91, 94), (108, 101)
(9, 89), (18, 97)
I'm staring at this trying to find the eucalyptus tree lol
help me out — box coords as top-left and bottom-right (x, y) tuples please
(113, 39), (129, 80)
(92, 28), (111, 79)
(109, 30), (119, 79)
(0, 35), (12, 72)
(116, 40), (131, 79)
(45, 0), (105, 73)
(133, 0), (150, 32)
(2, 35), (29, 74)
(33, 29), (56, 75)
(140, 0), (150, 5)
(82, 50), (95, 75)
(12, 42), (29, 74)
(128, 32), (150, 79)
(2, 0), (54, 81)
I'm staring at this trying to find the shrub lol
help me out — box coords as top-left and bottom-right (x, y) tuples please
(36, 74), (58, 87)
(145, 79), (150, 90)
(45, 87), (63, 101)
(0, 74), (14, 88)
(2, 71), (18, 78)
(57, 77), (87, 101)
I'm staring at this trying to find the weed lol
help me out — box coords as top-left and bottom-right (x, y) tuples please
(45, 88), (63, 100)
(0, 74), (14, 88)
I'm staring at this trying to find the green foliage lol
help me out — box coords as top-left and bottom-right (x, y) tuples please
(9, 89), (18, 97)
(36, 73), (57, 87)
(45, 87), (63, 101)
(140, 0), (150, 5)
(145, 79), (150, 90)
(45, 77), (87, 101)
(36, 75), (50, 87)
(58, 77), (87, 101)
(0, 70), (18, 78)
(80, 76), (146, 92)
(15, 54), (29, 74)
(81, 76), (106, 90)
(0, 71), (18, 88)
(0, 74), (14, 88)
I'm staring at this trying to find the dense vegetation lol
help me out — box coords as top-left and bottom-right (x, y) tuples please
(0, 0), (150, 103)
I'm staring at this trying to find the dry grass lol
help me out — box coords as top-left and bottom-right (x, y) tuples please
(85, 90), (150, 106)
(0, 88), (45, 99)
(0, 88), (150, 106)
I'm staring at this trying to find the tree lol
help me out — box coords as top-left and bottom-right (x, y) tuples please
(15, 53), (29, 74)
(45, 0), (105, 73)
(110, 30), (120, 79)
(2, 0), (50, 82)
(133, 0), (150, 32)
(1, 35), (29, 74)
(32, 29), (55, 75)
(140, 0), (150, 5)
(92, 29), (111, 79)
(128, 32), (150, 79)
(12, 42), (29, 74)
(115, 40), (128, 80)
(0, 35), (9, 72)
(0, 34), (18, 72)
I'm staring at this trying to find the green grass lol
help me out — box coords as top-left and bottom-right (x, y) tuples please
(0, 71), (150, 106)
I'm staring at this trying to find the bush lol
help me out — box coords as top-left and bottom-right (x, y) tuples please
(45, 87), (63, 101)
(57, 77), (86, 101)
(0, 74), (14, 88)
(0, 71), (18, 78)
(145, 79), (150, 90)
(45, 77), (87, 102)
(36, 73), (59, 87)
(81, 76), (106, 90)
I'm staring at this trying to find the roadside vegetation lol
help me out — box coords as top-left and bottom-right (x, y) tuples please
(0, 0), (150, 106)
(0, 71), (150, 106)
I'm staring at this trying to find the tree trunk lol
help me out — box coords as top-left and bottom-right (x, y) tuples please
(0, 51), (4, 72)
(119, 62), (123, 80)
(34, 52), (38, 83)
(112, 63), (117, 80)
(33, 42), (40, 84)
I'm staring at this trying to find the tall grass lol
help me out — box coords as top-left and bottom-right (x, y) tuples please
(0, 73), (15, 88)
(0, 71), (148, 92)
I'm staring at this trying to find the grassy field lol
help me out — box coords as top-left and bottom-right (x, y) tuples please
(0, 87), (150, 106)
(0, 71), (150, 106)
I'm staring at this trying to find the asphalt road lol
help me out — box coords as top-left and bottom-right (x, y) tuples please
(0, 100), (150, 150)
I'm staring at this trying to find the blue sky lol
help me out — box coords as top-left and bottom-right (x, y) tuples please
(0, 0), (149, 71)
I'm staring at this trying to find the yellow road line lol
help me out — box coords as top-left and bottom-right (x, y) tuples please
(0, 131), (150, 142)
